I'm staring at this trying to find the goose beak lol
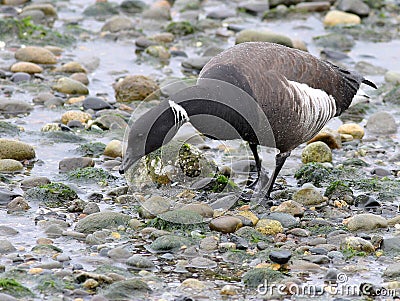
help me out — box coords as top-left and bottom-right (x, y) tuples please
(119, 156), (140, 175)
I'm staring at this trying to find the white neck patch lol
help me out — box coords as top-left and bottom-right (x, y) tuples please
(168, 100), (190, 126)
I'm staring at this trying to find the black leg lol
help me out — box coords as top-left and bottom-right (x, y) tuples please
(247, 143), (261, 188)
(262, 151), (291, 200)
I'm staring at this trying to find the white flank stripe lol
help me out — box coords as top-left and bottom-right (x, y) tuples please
(168, 100), (190, 126)
(288, 80), (337, 140)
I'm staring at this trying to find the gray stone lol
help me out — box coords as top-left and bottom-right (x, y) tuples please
(83, 96), (113, 111)
(336, 0), (370, 17)
(266, 212), (299, 228)
(341, 236), (374, 253)
(269, 250), (291, 264)
(83, 202), (100, 214)
(181, 56), (212, 71)
(101, 16), (135, 32)
(0, 226), (18, 236)
(53, 77), (89, 95)
(75, 211), (131, 234)
(383, 263), (400, 279)
(366, 112), (397, 135)
(302, 254), (330, 264)
(10, 72), (31, 83)
(93, 114), (128, 130)
(0, 99), (33, 114)
(188, 256), (218, 269)
(107, 247), (131, 260)
(102, 279), (151, 300)
(139, 196), (171, 219)
(126, 254), (155, 270)
(236, 29), (293, 47)
(59, 157), (95, 172)
(0, 239), (16, 254)
(21, 176), (51, 190)
(382, 237), (400, 254)
(238, 1), (270, 14)
(314, 33), (355, 51)
(149, 235), (191, 253)
(0, 293), (18, 301)
(346, 213), (388, 231)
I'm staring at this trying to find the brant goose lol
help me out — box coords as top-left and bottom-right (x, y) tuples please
(120, 42), (376, 199)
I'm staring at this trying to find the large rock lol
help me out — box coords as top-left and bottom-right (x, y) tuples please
(75, 211), (131, 233)
(255, 219), (283, 235)
(209, 216), (243, 233)
(114, 75), (159, 102)
(235, 29), (293, 47)
(0, 139), (35, 160)
(338, 123), (364, 139)
(104, 140), (122, 158)
(323, 10), (361, 26)
(15, 46), (57, 64)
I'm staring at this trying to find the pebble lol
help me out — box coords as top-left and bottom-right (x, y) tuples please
(59, 157), (95, 172)
(342, 236), (375, 253)
(101, 16), (135, 32)
(271, 200), (305, 216)
(21, 176), (51, 189)
(266, 212), (299, 228)
(209, 216), (243, 233)
(0, 159), (23, 172)
(149, 235), (191, 252)
(53, 77), (89, 95)
(61, 110), (92, 125)
(70, 72), (89, 85)
(292, 184), (325, 206)
(308, 128), (342, 149)
(269, 249), (292, 264)
(235, 29), (293, 48)
(188, 256), (217, 269)
(10, 62), (43, 74)
(345, 213), (388, 231)
(303, 254), (330, 264)
(0, 239), (17, 254)
(181, 203), (214, 218)
(83, 202), (101, 214)
(255, 219), (283, 235)
(22, 3), (57, 17)
(0, 293), (18, 301)
(0, 99), (33, 113)
(338, 123), (365, 139)
(10, 72), (31, 83)
(126, 254), (155, 270)
(220, 284), (239, 295)
(114, 75), (159, 102)
(385, 71), (400, 85)
(323, 10), (361, 26)
(199, 236), (219, 251)
(75, 211), (131, 234)
(83, 96), (113, 111)
(366, 112), (397, 134)
(0, 139), (35, 160)
(336, 0), (370, 17)
(383, 263), (400, 279)
(139, 195), (171, 219)
(15, 46), (57, 64)
(104, 140), (122, 158)
(145, 45), (171, 60)
(93, 114), (128, 130)
(181, 56), (212, 71)
(56, 61), (87, 73)
(295, 1), (330, 12)
(107, 247), (131, 260)
(7, 196), (30, 212)
(301, 141), (332, 164)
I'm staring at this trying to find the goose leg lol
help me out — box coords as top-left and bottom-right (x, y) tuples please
(261, 151), (291, 203)
(247, 143), (262, 188)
